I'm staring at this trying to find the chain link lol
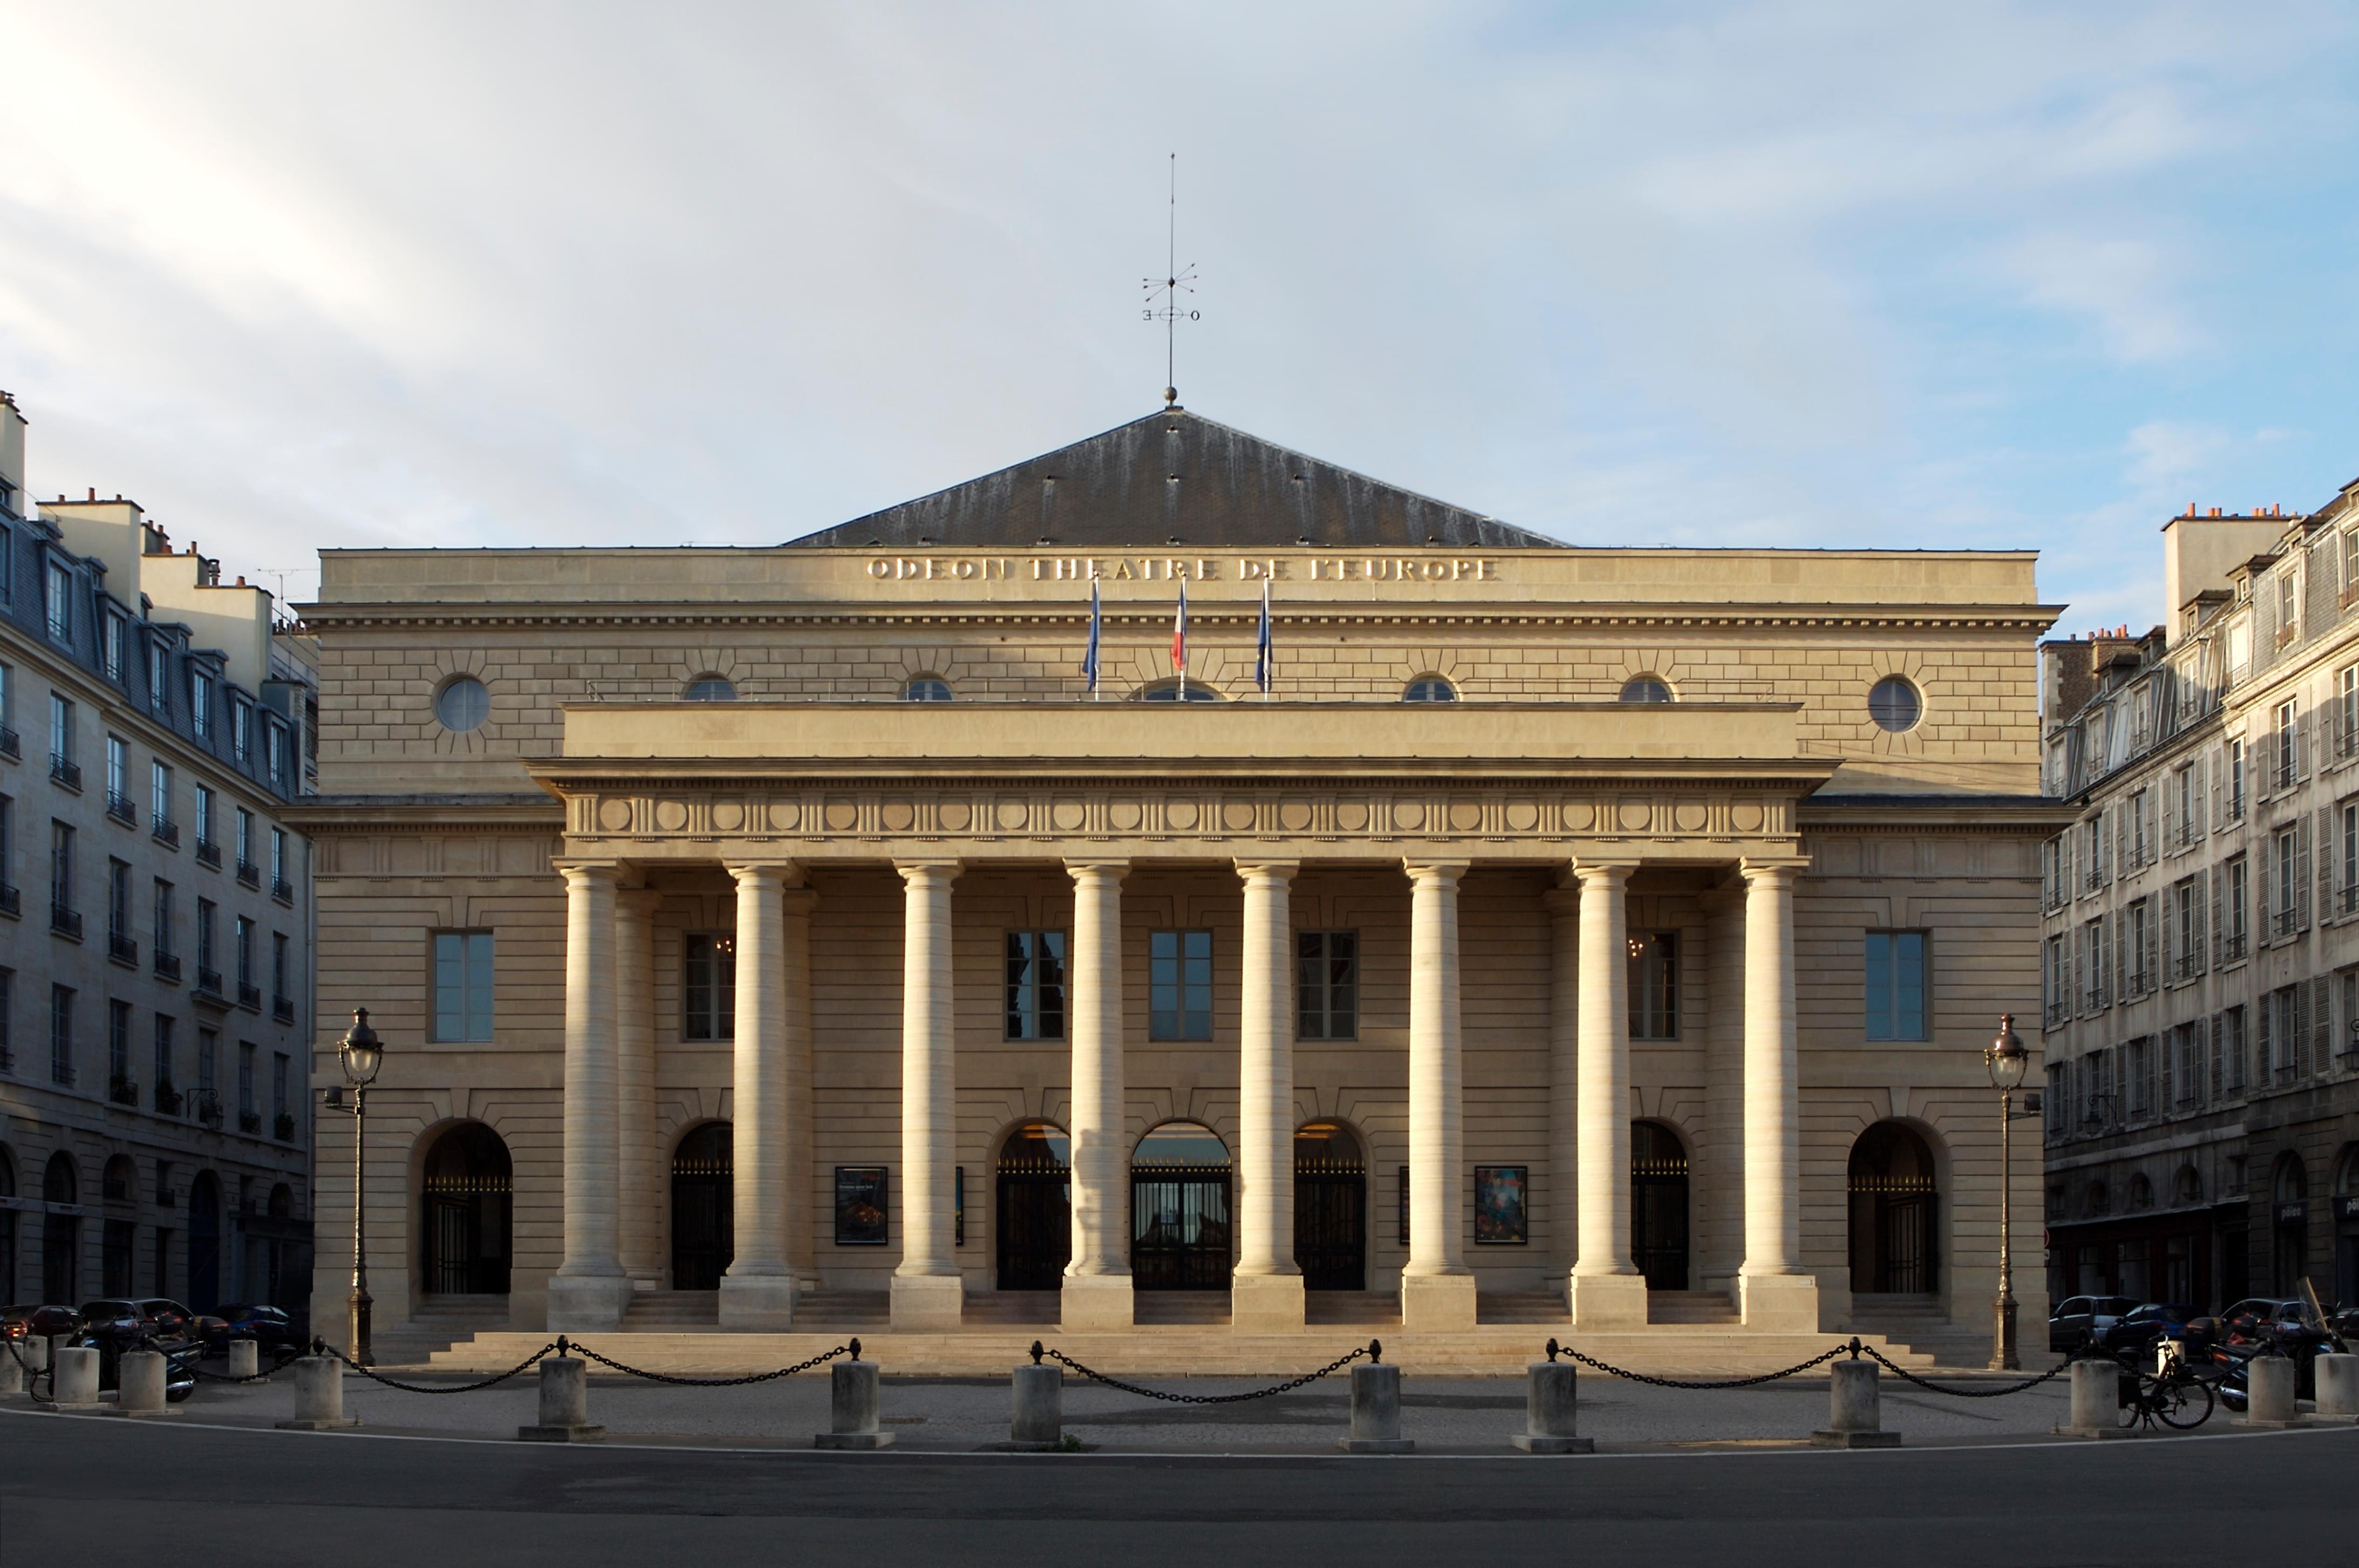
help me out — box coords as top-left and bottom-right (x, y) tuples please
(4, 1336), (48, 1402)
(1856, 1342), (2083, 1399)
(565, 1339), (854, 1387)
(1038, 1339), (1374, 1403)
(181, 1344), (301, 1383)
(1546, 1338), (1851, 1389)
(315, 1338), (563, 1394)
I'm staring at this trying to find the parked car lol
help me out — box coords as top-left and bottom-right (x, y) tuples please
(1, 1305), (80, 1341)
(134, 1299), (197, 1339)
(2098, 1302), (2199, 1357)
(199, 1304), (305, 1353)
(2219, 1298), (2315, 1344)
(2049, 1295), (2140, 1352)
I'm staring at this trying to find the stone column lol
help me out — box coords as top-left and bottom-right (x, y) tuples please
(1234, 860), (1304, 1331)
(720, 862), (795, 1328)
(1401, 860), (1475, 1331)
(781, 884), (817, 1293)
(616, 888), (663, 1292)
(1570, 860), (1647, 1327)
(1700, 888), (1747, 1301)
(1544, 881), (1580, 1287)
(1062, 860), (1132, 1328)
(1738, 857), (1819, 1331)
(892, 861), (963, 1330)
(549, 862), (631, 1330)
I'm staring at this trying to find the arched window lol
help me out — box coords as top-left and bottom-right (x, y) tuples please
(268, 1183), (294, 1219)
(422, 1122), (513, 1295)
(1869, 676), (1922, 733)
(1619, 676), (1673, 704)
(43, 1152), (76, 1205)
(903, 676), (954, 703)
(434, 676), (490, 733)
(2174, 1165), (2203, 1205)
(2127, 1172), (2153, 1211)
(671, 1122), (733, 1290)
(996, 1121), (1071, 1291)
(1137, 679), (1223, 702)
(103, 1155), (135, 1203)
(683, 675), (737, 701)
(1631, 1121), (1690, 1289)
(43, 1155), (80, 1306)
(1294, 1121), (1366, 1291)
(1402, 676), (1457, 703)
(2275, 1151), (2308, 1202)
(1131, 1121), (1232, 1291)
(1847, 1122), (1939, 1293)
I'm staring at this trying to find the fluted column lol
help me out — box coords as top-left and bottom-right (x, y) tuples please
(719, 862), (794, 1328)
(1738, 856), (1819, 1331)
(1400, 860), (1475, 1331)
(781, 884), (817, 1291)
(1544, 881), (1581, 1287)
(892, 860), (963, 1330)
(1062, 860), (1132, 1329)
(1570, 860), (1647, 1325)
(616, 887), (663, 1290)
(1233, 860), (1304, 1331)
(549, 862), (631, 1330)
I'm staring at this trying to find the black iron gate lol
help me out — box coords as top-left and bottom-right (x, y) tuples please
(1631, 1123), (1690, 1291)
(671, 1124), (734, 1291)
(1852, 1177), (1937, 1293)
(1131, 1166), (1233, 1290)
(1295, 1158), (1366, 1291)
(996, 1154), (1072, 1291)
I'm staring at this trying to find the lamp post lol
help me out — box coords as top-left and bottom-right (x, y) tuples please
(336, 1010), (384, 1366)
(1985, 1014), (2028, 1372)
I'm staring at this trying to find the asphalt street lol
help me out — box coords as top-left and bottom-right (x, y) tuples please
(1, 1404), (2353, 1567)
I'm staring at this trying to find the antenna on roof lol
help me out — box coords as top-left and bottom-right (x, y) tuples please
(1142, 153), (1198, 409)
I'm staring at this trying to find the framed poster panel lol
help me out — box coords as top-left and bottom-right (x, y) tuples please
(1398, 1165), (1410, 1247)
(834, 1165), (889, 1246)
(1474, 1164), (1528, 1245)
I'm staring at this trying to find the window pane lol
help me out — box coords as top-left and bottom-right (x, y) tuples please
(434, 933), (464, 1041)
(1864, 932), (1892, 1041)
(466, 933), (494, 1038)
(1895, 932), (1926, 1040)
(1036, 931), (1066, 1040)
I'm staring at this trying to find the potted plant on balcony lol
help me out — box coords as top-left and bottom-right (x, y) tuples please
(274, 1111), (296, 1142)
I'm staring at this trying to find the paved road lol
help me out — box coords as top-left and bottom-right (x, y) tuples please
(2, 1407), (2353, 1566)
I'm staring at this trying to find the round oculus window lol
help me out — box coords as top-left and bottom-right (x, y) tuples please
(434, 676), (490, 733)
(1868, 676), (1921, 733)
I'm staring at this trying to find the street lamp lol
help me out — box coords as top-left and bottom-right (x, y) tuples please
(336, 1009), (384, 1367)
(1985, 1014), (2029, 1372)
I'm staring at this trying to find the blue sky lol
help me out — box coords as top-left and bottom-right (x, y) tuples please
(2, 1), (2354, 631)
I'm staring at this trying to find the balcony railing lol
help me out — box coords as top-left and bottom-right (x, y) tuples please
(235, 860), (260, 890)
(0, 882), (17, 919)
(2342, 884), (2359, 917)
(2174, 953), (2200, 980)
(194, 966), (223, 998)
(2129, 967), (2153, 996)
(271, 875), (294, 905)
(105, 791), (137, 827)
(2084, 869), (2105, 891)
(271, 994), (295, 1024)
(108, 1074), (139, 1107)
(2222, 932), (2249, 963)
(237, 1109), (262, 1136)
(152, 816), (179, 850)
(154, 1081), (182, 1116)
(2043, 1000), (2070, 1028)
(0, 725), (17, 760)
(107, 930), (138, 966)
(50, 902), (83, 940)
(2084, 985), (2109, 1011)
(51, 1060), (76, 1088)
(194, 1094), (223, 1129)
(152, 950), (181, 983)
(236, 981), (262, 1012)
(273, 1112), (296, 1143)
(195, 840), (221, 869)
(2274, 906), (2300, 937)
(49, 755), (81, 791)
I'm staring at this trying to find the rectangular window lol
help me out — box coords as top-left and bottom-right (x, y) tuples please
(1003, 930), (1067, 1040)
(232, 701), (251, 764)
(1149, 929), (1213, 1040)
(269, 827), (286, 886)
(2275, 828), (2299, 935)
(194, 786), (214, 851)
(682, 932), (735, 1041)
(50, 984), (73, 1086)
(1864, 930), (1930, 1041)
(2046, 1064), (2066, 1134)
(2172, 878), (2201, 978)
(50, 820), (73, 912)
(2226, 855), (2249, 957)
(2277, 700), (2299, 789)
(1296, 930), (1359, 1041)
(2344, 666), (2359, 759)
(2228, 737), (2247, 819)
(2043, 934), (2068, 1025)
(49, 692), (72, 768)
(192, 670), (213, 741)
(197, 1028), (217, 1094)
(106, 734), (127, 803)
(108, 998), (131, 1085)
(2082, 918), (2107, 1008)
(433, 931), (495, 1042)
(2173, 767), (2194, 847)
(235, 915), (254, 988)
(1628, 931), (1678, 1039)
(2347, 802), (2359, 916)
(237, 1041), (255, 1115)
(108, 858), (130, 940)
(272, 1052), (289, 1120)
(154, 1014), (174, 1096)
(102, 612), (124, 682)
(265, 722), (285, 785)
(44, 559), (70, 642)
(147, 640), (168, 715)
(2222, 1006), (2247, 1092)
(2128, 1037), (2151, 1116)
(271, 932), (289, 1006)
(235, 808), (253, 870)
(196, 898), (217, 977)
(2082, 816), (2105, 887)
(152, 761), (171, 828)
(2129, 788), (2150, 863)
(0, 966), (10, 1075)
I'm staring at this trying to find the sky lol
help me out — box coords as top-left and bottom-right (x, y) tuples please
(2, 1), (2356, 631)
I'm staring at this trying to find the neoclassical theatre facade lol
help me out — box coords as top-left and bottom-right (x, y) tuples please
(297, 410), (2061, 1353)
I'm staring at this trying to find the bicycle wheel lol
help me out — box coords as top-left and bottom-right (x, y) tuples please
(2157, 1375), (2214, 1429)
(2118, 1382), (2145, 1428)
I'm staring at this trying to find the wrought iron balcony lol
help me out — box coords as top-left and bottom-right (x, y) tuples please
(152, 816), (179, 850)
(236, 981), (262, 1011)
(153, 950), (181, 983)
(2083, 984), (2109, 1011)
(195, 840), (221, 869)
(271, 994), (295, 1024)
(108, 1074), (139, 1107)
(107, 930), (138, 967)
(105, 791), (137, 827)
(271, 875), (294, 905)
(50, 902), (83, 940)
(2043, 1000), (2070, 1028)
(273, 1112), (296, 1143)
(50, 755), (81, 791)
(0, 882), (17, 919)
(194, 966), (224, 998)
(194, 1093), (223, 1129)
(154, 1081), (182, 1116)
(235, 860), (260, 890)
(237, 1109), (262, 1136)
(0, 725), (16, 760)
(51, 1060), (76, 1088)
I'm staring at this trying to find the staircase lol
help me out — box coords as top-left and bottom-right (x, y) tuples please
(370, 1296), (514, 1368)
(1649, 1291), (1741, 1326)
(1849, 1294), (2018, 1367)
(621, 1290), (718, 1330)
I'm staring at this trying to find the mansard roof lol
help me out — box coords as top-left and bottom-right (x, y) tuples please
(782, 408), (1564, 551)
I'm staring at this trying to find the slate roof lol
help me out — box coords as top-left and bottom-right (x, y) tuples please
(783, 408), (1564, 551)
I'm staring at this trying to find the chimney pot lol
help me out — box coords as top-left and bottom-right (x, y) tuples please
(86, 487), (96, 501)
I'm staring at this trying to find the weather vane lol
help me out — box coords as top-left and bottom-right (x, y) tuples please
(1142, 152), (1198, 408)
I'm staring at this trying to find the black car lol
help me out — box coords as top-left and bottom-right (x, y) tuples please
(200, 1304), (305, 1353)
(2049, 1294), (2140, 1352)
(1, 1304), (80, 1341)
(2098, 1302), (2199, 1357)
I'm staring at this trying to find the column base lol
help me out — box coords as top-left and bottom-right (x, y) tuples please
(1739, 1272), (1822, 1332)
(1399, 1272), (1477, 1332)
(1060, 1273), (1134, 1330)
(546, 1275), (634, 1333)
(890, 1273), (965, 1331)
(1231, 1273), (1306, 1332)
(718, 1273), (797, 1330)
(1567, 1271), (1649, 1330)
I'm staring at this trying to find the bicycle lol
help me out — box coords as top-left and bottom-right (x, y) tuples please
(2115, 1351), (2217, 1430)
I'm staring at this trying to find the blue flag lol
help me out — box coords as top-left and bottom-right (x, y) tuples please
(1255, 577), (1273, 695)
(1082, 578), (1102, 697)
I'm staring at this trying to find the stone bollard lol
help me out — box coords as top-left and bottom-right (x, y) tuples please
(1812, 1353), (1901, 1448)
(2238, 1355), (2299, 1429)
(44, 1347), (105, 1412)
(276, 1355), (359, 1430)
(113, 1350), (178, 1419)
(2310, 1353), (2359, 1423)
(227, 1340), (261, 1380)
(0, 1339), (28, 1400)
(1510, 1348), (1593, 1454)
(519, 1350), (604, 1442)
(2054, 1358), (2132, 1439)
(1340, 1347), (1413, 1454)
(1007, 1353), (1064, 1451)
(816, 1344), (891, 1450)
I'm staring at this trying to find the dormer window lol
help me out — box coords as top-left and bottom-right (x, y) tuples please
(232, 699), (253, 764)
(101, 610), (126, 681)
(44, 559), (71, 643)
(192, 669), (214, 742)
(146, 639), (169, 715)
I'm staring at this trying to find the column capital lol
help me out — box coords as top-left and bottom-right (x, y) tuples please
(723, 860), (804, 889)
(895, 859), (962, 887)
(1402, 858), (1469, 887)
(1570, 857), (1640, 890)
(555, 860), (623, 888)
(1738, 855), (1811, 887)
(1233, 858), (1299, 883)
(1065, 858), (1130, 884)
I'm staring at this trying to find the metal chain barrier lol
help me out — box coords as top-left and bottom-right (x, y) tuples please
(1542, 1336), (1851, 1389)
(4, 1336), (49, 1401)
(564, 1336), (856, 1387)
(313, 1337), (564, 1394)
(1034, 1337), (1375, 1403)
(180, 1341), (304, 1383)
(1856, 1340), (2085, 1399)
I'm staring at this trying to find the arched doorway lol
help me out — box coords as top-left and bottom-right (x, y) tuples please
(187, 1171), (221, 1312)
(42, 1154), (79, 1305)
(670, 1123), (733, 1290)
(1131, 1122), (1232, 1290)
(995, 1122), (1071, 1291)
(1294, 1122), (1366, 1291)
(1631, 1122), (1690, 1290)
(1848, 1122), (1939, 1295)
(2273, 1152), (2309, 1296)
(421, 1122), (512, 1295)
